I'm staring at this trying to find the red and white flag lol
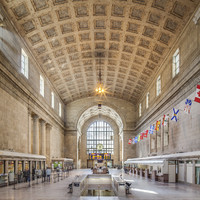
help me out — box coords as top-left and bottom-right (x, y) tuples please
(194, 84), (200, 103)
(128, 139), (132, 144)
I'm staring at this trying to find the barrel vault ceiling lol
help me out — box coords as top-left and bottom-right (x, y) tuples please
(2, 0), (199, 103)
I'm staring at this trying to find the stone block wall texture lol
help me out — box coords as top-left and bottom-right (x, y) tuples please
(65, 97), (136, 167)
(134, 11), (200, 158)
(0, 87), (28, 153)
(0, 8), (65, 159)
(0, 8), (65, 121)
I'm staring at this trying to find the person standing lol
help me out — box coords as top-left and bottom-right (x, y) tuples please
(46, 167), (51, 182)
(42, 168), (46, 182)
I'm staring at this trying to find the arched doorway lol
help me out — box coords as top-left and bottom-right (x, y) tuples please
(86, 120), (114, 168)
(76, 105), (124, 169)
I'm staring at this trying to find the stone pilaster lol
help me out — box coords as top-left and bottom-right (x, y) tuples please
(28, 109), (32, 154)
(40, 119), (46, 156)
(15, 160), (18, 174)
(46, 123), (52, 167)
(32, 114), (39, 154)
(192, 160), (195, 184)
(184, 161), (187, 182)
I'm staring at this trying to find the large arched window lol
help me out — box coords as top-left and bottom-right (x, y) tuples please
(87, 121), (114, 154)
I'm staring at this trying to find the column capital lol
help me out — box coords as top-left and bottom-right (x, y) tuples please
(40, 119), (46, 124)
(32, 113), (39, 120)
(28, 108), (32, 115)
(46, 123), (52, 129)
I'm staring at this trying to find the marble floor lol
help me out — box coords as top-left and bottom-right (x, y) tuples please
(0, 169), (200, 200)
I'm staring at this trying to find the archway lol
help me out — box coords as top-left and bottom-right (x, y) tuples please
(76, 105), (124, 169)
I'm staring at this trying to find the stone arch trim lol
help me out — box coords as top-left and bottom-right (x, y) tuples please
(77, 104), (124, 138)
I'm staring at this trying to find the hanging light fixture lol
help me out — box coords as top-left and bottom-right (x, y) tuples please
(95, 52), (106, 96)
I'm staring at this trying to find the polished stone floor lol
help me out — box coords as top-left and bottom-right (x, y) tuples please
(0, 169), (200, 200)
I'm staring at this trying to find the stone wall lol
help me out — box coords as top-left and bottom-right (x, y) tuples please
(134, 8), (200, 158)
(0, 6), (65, 162)
(65, 96), (136, 168)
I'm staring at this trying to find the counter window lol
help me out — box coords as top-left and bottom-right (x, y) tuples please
(0, 161), (4, 174)
(18, 161), (23, 172)
(25, 161), (29, 170)
(8, 161), (15, 173)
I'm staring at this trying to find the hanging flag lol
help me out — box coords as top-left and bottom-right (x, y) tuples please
(143, 130), (148, 137)
(134, 137), (138, 143)
(163, 115), (169, 126)
(184, 99), (192, 114)
(132, 138), (135, 144)
(140, 133), (144, 140)
(137, 134), (141, 142)
(128, 139), (132, 144)
(162, 115), (165, 126)
(171, 108), (179, 122)
(155, 121), (161, 131)
(149, 125), (154, 134)
(194, 84), (200, 103)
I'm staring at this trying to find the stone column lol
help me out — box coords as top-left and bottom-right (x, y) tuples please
(46, 124), (52, 167)
(155, 132), (157, 153)
(15, 160), (18, 174)
(32, 114), (39, 154)
(5, 160), (8, 173)
(184, 161), (187, 183)
(149, 134), (151, 155)
(29, 161), (32, 185)
(161, 125), (164, 152)
(192, 160), (195, 184)
(28, 109), (32, 154)
(22, 161), (25, 171)
(40, 119), (46, 156)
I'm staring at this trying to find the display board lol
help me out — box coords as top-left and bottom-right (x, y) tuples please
(89, 153), (111, 160)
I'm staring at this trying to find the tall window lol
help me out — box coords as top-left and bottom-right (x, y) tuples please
(87, 121), (114, 154)
(139, 103), (142, 117)
(51, 92), (54, 109)
(146, 92), (149, 109)
(156, 75), (161, 96)
(21, 49), (28, 78)
(40, 75), (44, 97)
(172, 48), (180, 78)
(59, 102), (62, 117)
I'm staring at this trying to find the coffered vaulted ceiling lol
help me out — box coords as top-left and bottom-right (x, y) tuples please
(2, 0), (199, 103)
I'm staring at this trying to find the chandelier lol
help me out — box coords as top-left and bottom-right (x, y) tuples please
(95, 52), (106, 96)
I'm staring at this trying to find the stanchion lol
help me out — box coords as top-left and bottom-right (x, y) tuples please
(13, 175), (17, 190)
(54, 174), (56, 183)
(57, 173), (59, 182)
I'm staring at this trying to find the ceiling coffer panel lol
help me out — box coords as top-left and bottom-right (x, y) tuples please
(2, 0), (199, 103)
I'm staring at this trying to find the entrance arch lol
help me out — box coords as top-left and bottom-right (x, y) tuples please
(76, 105), (124, 169)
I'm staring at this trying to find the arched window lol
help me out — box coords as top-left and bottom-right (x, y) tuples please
(87, 121), (114, 154)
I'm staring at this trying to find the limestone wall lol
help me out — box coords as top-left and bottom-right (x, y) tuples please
(134, 7), (200, 158)
(0, 5), (65, 160)
(65, 96), (136, 167)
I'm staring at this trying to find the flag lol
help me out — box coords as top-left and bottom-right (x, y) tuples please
(184, 99), (192, 114)
(132, 138), (135, 144)
(137, 134), (140, 142)
(134, 137), (138, 143)
(194, 84), (200, 103)
(140, 133), (144, 140)
(162, 115), (165, 126)
(143, 130), (148, 138)
(171, 108), (179, 122)
(149, 125), (154, 134)
(155, 121), (161, 131)
(163, 115), (169, 126)
(128, 139), (132, 144)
